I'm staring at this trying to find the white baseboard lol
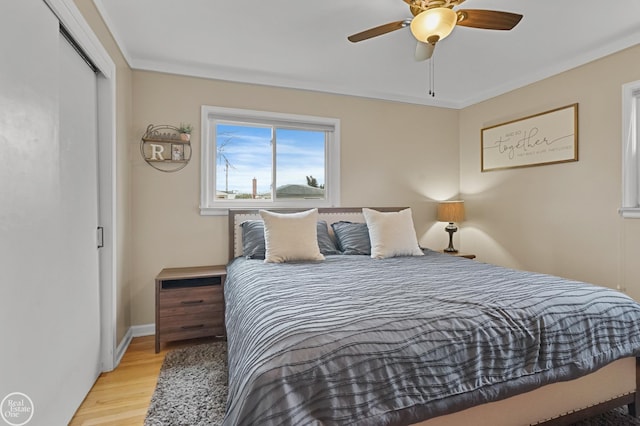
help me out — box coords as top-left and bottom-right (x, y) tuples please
(113, 323), (156, 369)
(131, 323), (155, 337)
(114, 328), (132, 368)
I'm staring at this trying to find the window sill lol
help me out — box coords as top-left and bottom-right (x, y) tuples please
(619, 207), (640, 218)
(200, 200), (337, 216)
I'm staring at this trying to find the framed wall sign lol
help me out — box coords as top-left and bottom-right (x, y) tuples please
(481, 103), (578, 172)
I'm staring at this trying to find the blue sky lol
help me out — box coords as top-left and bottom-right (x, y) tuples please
(215, 123), (325, 194)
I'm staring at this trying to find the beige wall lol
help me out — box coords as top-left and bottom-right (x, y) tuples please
(74, 0), (133, 343)
(130, 71), (460, 325)
(459, 44), (640, 300)
(72, 0), (640, 331)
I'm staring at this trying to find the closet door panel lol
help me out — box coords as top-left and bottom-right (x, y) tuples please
(0, 0), (63, 406)
(56, 30), (102, 418)
(0, 0), (101, 423)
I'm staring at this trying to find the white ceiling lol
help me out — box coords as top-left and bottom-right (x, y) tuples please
(93, 0), (640, 109)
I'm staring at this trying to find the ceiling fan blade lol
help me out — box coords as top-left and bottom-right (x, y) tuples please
(347, 19), (410, 43)
(415, 42), (435, 61)
(456, 9), (523, 31)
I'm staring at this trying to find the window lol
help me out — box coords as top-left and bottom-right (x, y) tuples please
(620, 80), (640, 218)
(200, 106), (340, 215)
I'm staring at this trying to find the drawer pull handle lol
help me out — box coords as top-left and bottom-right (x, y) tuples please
(181, 299), (204, 305)
(181, 324), (204, 330)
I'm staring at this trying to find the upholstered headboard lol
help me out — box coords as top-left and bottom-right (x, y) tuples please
(228, 207), (405, 261)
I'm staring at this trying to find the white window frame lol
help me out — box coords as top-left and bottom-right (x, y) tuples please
(620, 80), (640, 218)
(200, 105), (341, 215)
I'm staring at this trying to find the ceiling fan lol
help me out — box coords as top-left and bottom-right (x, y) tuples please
(347, 0), (522, 61)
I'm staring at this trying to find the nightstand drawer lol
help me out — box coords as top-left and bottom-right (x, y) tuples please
(160, 319), (225, 342)
(159, 301), (223, 318)
(159, 312), (224, 333)
(159, 286), (222, 309)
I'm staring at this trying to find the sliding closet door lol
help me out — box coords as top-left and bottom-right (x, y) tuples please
(0, 0), (101, 423)
(56, 24), (102, 416)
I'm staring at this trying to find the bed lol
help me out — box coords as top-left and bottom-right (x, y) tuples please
(223, 207), (640, 426)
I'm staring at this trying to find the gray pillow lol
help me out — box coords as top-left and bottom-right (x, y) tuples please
(331, 221), (371, 255)
(240, 220), (266, 259)
(316, 220), (340, 255)
(240, 220), (340, 258)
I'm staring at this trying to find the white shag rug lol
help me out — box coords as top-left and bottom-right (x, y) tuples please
(144, 341), (227, 426)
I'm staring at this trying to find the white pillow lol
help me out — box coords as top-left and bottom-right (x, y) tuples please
(259, 208), (325, 263)
(362, 208), (424, 259)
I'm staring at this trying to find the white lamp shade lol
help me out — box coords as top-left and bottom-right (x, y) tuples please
(410, 7), (458, 44)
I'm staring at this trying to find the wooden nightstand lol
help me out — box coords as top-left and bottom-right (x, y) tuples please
(438, 250), (476, 259)
(155, 265), (227, 353)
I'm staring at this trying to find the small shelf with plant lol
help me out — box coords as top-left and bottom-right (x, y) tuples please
(140, 123), (193, 172)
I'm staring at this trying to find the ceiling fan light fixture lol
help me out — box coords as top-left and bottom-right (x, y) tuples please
(410, 7), (457, 44)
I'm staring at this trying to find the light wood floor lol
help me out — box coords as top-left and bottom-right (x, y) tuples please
(70, 335), (216, 425)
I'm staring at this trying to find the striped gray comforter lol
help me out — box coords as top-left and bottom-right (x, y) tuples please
(223, 250), (640, 426)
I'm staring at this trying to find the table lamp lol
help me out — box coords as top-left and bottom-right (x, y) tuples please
(437, 201), (465, 253)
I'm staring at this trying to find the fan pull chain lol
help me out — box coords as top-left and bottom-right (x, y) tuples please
(432, 56), (435, 97)
(427, 57), (435, 97)
(427, 59), (431, 96)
